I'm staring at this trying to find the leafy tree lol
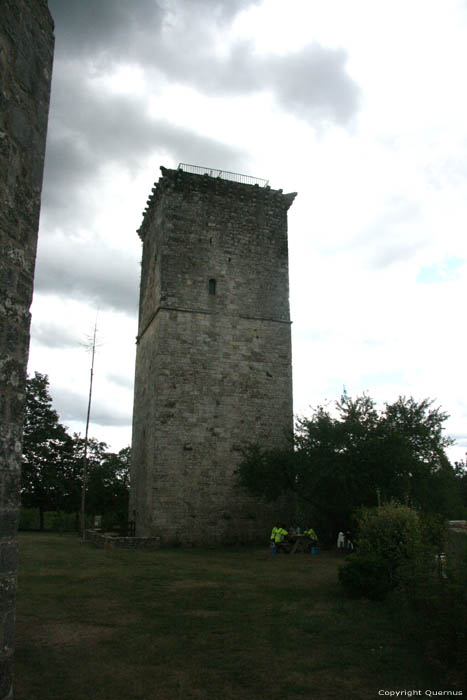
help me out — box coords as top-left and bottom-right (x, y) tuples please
(22, 372), (131, 531)
(86, 446), (130, 530)
(237, 392), (460, 541)
(377, 396), (456, 509)
(21, 372), (76, 530)
(64, 434), (109, 529)
(453, 456), (467, 514)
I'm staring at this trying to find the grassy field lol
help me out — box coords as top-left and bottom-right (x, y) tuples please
(15, 533), (436, 700)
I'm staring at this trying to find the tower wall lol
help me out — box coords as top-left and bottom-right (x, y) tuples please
(131, 167), (296, 545)
(0, 2), (54, 697)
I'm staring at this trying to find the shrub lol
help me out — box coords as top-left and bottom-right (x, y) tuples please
(19, 507), (40, 530)
(339, 502), (423, 600)
(49, 511), (78, 532)
(339, 503), (466, 684)
(19, 508), (80, 532)
(356, 502), (422, 562)
(338, 552), (393, 600)
(395, 525), (467, 687)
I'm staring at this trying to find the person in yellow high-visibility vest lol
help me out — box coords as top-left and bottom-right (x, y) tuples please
(304, 526), (318, 552)
(274, 524), (291, 554)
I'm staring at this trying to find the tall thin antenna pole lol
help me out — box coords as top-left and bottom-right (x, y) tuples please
(81, 318), (98, 539)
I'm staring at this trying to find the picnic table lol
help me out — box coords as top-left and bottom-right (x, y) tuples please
(289, 534), (311, 554)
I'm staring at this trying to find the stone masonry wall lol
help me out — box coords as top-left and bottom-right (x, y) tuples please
(0, 2), (54, 698)
(131, 167), (296, 545)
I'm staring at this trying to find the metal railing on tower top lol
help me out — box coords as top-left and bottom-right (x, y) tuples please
(178, 163), (269, 187)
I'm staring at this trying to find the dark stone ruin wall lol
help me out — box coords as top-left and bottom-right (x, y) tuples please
(131, 168), (296, 545)
(0, 2), (54, 698)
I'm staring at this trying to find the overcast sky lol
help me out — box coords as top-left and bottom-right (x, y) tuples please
(29, 0), (467, 462)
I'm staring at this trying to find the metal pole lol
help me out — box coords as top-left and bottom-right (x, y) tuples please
(81, 319), (97, 539)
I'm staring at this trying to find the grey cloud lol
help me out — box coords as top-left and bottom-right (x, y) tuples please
(89, 405), (132, 428)
(53, 386), (131, 427)
(41, 62), (247, 227)
(47, 63), (246, 168)
(48, 0), (164, 58)
(451, 434), (467, 448)
(52, 387), (87, 426)
(107, 372), (135, 390)
(48, 0), (259, 56)
(177, 0), (262, 23)
(264, 45), (360, 125)
(34, 235), (140, 315)
(48, 0), (359, 128)
(144, 38), (359, 126)
(48, 0), (259, 74)
(41, 132), (95, 215)
(31, 321), (82, 350)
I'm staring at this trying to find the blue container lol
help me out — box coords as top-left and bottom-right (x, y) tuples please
(311, 546), (319, 554)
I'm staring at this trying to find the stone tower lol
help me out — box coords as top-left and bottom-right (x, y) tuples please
(0, 1), (54, 697)
(130, 165), (296, 545)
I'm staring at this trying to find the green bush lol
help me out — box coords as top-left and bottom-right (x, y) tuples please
(338, 503), (466, 685)
(339, 502), (423, 600)
(48, 511), (78, 532)
(19, 508), (40, 530)
(338, 552), (393, 600)
(356, 502), (422, 562)
(19, 508), (80, 532)
(395, 527), (467, 687)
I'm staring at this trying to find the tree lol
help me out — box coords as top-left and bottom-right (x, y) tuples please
(86, 446), (130, 530)
(21, 372), (131, 531)
(453, 456), (467, 515)
(21, 373), (76, 530)
(58, 434), (109, 529)
(237, 392), (460, 542)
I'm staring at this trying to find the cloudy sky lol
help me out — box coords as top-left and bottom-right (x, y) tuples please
(30, 0), (467, 461)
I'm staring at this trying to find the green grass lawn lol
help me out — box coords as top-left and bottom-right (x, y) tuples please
(15, 533), (435, 700)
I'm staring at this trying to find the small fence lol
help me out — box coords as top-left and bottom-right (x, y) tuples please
(178, 163), (269, 187)
(85, 529), (160, 550)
